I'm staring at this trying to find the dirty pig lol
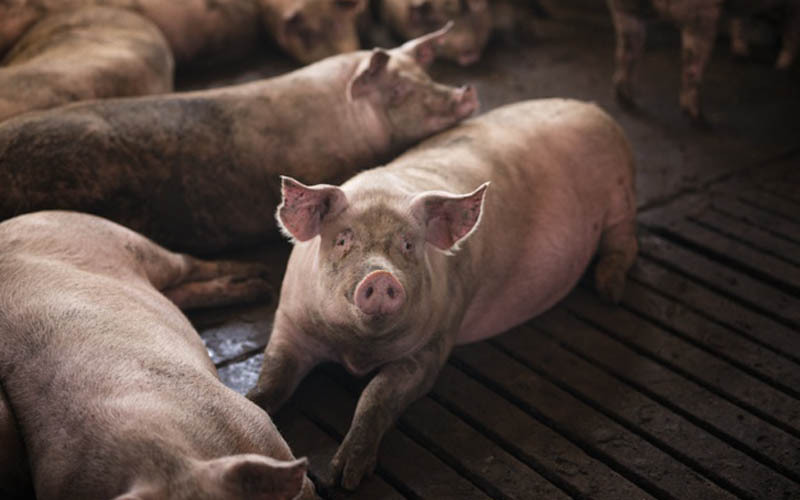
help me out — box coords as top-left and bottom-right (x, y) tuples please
(0, 211), (318, 499)
(248, 98), (638, 490)
(0, 25), (478, 255)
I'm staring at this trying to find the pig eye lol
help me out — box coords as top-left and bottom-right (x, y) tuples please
(333, 229), (353, 253)
(403, 240), (414, 252)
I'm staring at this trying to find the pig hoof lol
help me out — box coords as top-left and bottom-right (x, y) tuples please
(594, 264), (627, 305)
(328, 442), (377, 491)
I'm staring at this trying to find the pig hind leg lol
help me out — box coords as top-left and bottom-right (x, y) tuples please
(678, 7), (720, 123)
(594, 218), (637, 304)
(609, 6), (646, 110)
(160, 258), (273, 311)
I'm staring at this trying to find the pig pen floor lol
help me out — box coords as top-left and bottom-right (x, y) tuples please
(182, 3), (800, 499)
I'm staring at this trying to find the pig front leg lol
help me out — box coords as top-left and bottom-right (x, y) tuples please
(329, 335), (451, 490)
(161, 258), (274, 310)
(247, 315), (323, 414)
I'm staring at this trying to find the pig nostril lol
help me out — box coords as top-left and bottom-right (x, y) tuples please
(387, 287), (395, 299)
(365, 286), (374, 299)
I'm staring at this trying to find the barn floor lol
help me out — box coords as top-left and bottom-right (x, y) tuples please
(184, 3), (800, 499)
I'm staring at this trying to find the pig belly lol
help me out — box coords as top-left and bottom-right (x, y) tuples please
(456, 230), (599, 345)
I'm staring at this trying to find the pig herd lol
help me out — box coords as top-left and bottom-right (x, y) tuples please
(0, 0), (789, 499)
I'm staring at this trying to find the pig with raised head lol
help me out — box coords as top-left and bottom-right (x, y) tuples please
(607, 0), (800, 122)
(248, 98), (638, 490)
(0, 6), (174, 122)
(0, 210), (317, 499)
(0, 26), (478, 255)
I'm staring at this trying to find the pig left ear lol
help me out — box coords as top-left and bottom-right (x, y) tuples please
(348, 48), (391, 100)
(277, 176), (348, 242)
(410, 182), (489, 252)
(399, 21), (453, 67)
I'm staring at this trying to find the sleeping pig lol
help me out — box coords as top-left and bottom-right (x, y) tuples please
(248, 98), (639, 490)
(0, 211), (317, 499)
(0, 26), (478, 255)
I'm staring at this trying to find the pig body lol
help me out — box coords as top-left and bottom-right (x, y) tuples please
(0, 210), (316, 500)
(249, 98), (638, 489)
(607, 0), (800, 121)
(0, 6), (174, 122)
(0, 29), (478, 254)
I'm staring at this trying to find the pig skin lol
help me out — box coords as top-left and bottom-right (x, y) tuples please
(249, 98), (638, 490)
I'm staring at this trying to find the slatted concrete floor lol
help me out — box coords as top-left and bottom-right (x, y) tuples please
(201, 157), (800, 499)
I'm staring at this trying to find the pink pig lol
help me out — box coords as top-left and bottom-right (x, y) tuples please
(248, 98), (638, 490)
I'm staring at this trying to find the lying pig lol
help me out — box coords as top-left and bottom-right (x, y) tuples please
(607, 0), (800, 122)
(0, 210), (316, 499)
(0, 0), (261, 67)
(377, 0), (549, 65)
(0, 26), (478, 255)
(0, 7), (174, 122)
(261, 0), (368, 63)
(248, 98), (638, 489)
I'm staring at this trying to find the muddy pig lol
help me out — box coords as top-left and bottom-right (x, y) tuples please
(0, 26), (478, 255)
(0, 6), (174, 122)
(0, 210), (317, 499)
(261, 0), (368, 64)
(247, 98), (638, 490)
(607, 0), (800, 122)
(377, 0), (549, 65)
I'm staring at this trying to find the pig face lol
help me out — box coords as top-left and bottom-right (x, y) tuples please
(277, 177), (488, 373)
(348, 25), (479, 149)
(113, 455), (308, 500)
(385, 0), (492, 65)
(260, 0), (366, 63)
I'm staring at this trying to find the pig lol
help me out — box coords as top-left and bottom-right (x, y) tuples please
(0, 6), (174, 122)
(0, 0), (262, 67)
(607, 0), (800, 122)
(0, 210), (317, 499)
(260, 0), (368, 64)
(0, 26), (478, 255)
(247, 98), (638, 490)
(377, 0), (549, 65)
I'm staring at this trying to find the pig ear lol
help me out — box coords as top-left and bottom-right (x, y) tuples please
(348, 48), (391, 100)
(214, 455), (308, 500)
(399, 20), (453, 67)
(277, 176), (348, 242)
(410, 182), (489, 252)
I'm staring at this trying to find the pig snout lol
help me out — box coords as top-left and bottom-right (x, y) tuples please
(355, 270), (406, 316)
(454, 85), (479, 117)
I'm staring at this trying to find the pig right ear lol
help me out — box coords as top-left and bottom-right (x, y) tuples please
(410, 182), (489, 253)
(348, 48), (391, 100)
(399, 21), (453, 67)
(277, 176), (348, 242)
